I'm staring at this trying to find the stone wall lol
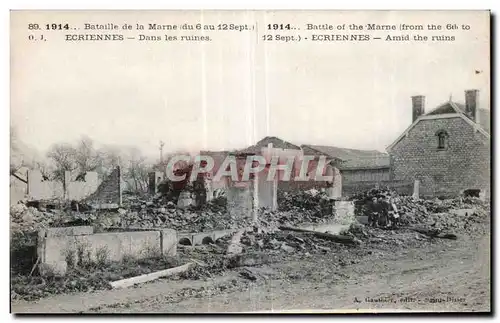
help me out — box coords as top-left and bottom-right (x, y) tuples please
(27, 170), (64, 200)
(390, 117), (490, 198)
(85, 167), (122, 206)
(227, 183), (254, 222)
(148, 171), (165, 195)
(256, 171), (277, 210)
(27, 170), (99, 201)
(38, 226), (177, 267)
(10, 175), (28, 205)
(341, 168), (390, 183)
(67, 172), (99, 200)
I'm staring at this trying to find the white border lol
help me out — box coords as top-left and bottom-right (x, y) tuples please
(3, 1), (497, 322)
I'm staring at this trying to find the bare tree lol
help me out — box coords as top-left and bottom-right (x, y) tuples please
(125, 148), (150, 193)
(46, 143), (77, 182)
(75, 136), (103, 174)
(34, 160), (53, 180)
(98, 145), (123, 175)
(10, 126), (27, 173)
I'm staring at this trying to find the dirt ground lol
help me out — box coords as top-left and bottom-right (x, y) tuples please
(11, 227), (490, 314)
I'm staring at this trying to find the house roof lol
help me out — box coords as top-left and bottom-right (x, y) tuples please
(200, 150), (230, 161)
(302, 145), (390, 170)
(387, 100), (491, 151)
(235, 136), (301, 154)
(426, 101), (464, 115)
(426, 101), (490, 133)
(200, 150), (231, 171)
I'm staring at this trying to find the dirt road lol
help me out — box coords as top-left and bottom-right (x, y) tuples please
(12, 231), (490, 314)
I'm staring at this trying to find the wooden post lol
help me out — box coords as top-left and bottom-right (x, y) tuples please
(252, 171), (259, 222)
(272, 177), (278, 211)
(413, 180), (420, 199)
(117, 166), (122, 206)
(64, 171), (71, 200)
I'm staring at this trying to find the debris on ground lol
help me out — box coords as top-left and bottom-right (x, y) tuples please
(10, 184), (490, 302)
(278, 190), (336, 219)
(10, 255), (180, 301)
(351, 188), (490, 236)
(11, 189), (340, 236)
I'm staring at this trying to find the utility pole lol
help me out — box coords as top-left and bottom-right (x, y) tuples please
(159, 141), (165, 164)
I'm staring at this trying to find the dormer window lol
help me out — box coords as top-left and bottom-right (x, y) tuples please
(436, 130), (449, 150)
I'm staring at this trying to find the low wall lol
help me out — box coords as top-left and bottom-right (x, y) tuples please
(38, 226), (177, 267)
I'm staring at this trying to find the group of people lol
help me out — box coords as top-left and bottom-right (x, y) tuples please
(367, 195), (400, 228)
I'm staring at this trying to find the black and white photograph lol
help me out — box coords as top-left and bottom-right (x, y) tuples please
(9, 10), (491, 314)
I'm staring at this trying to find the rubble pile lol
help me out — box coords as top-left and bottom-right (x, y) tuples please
(277, 190), (336, 218)
(176, 244), (229, 280)
(11, 185), (342, 237)
(351, 188), (397, 217)
(400, 207), (489, 235)
(98, 190), (339, 233)
(112, 192), (234, 232)
(10, 203), (60, 234)
(257, 208), (336, 231)
(351, 188), (490, 235)
(118, 206), (235, 232)
(10, 202), (114, 234)
(233, 228), (354, 256)
(347, 223), (431, 249)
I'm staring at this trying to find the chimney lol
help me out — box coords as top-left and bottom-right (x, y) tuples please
(411, 95), (425, 122)
(465, 89), (479, 122)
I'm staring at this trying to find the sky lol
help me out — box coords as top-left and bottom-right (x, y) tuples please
(10, 10), (490, 160)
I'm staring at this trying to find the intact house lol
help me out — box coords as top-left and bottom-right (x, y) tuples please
(387, 89), (491, 198)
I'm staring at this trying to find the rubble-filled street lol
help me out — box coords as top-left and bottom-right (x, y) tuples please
(10, 9), (492, 316)
(10, 188), (491, 313)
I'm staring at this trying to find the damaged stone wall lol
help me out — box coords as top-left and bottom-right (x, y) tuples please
(67, 172), (99, 201)
(84, 167), (122, 207)
(27, 170), (99, 201)
(148, 171), (165, 195)
(256, 170), (277, 210)
(226, 155), (257, 222)
(27, 170), (64, 200)
(227, 184), (254, 222)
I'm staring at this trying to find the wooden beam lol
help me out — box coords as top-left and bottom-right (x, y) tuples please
(109, 262), (193, 289)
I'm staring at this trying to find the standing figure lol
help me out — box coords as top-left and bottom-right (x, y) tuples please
(388, 197), (400, 228)
(368, 197), (381, 227)
(378, 196), (390, 227)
